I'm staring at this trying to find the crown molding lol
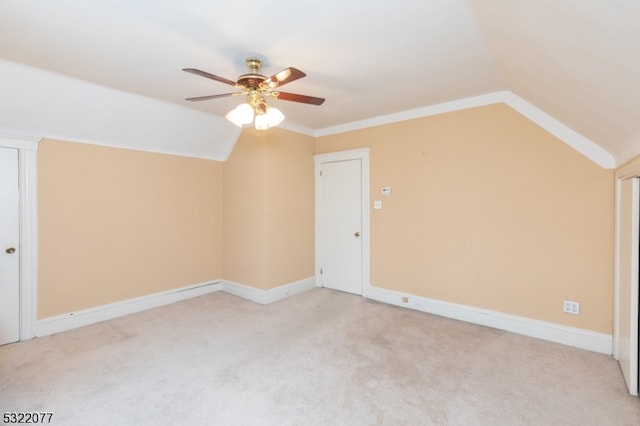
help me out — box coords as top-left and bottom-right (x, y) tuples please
(313, 90), (615, 169)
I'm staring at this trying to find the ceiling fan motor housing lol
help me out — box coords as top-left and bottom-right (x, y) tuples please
(237, 73), (266, 89)
(236, 57), (267, 89)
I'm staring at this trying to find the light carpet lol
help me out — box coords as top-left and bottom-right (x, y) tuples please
(1, 288), (639, 425)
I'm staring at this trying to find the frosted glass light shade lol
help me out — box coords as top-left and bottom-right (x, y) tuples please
(254, 113), (270, 130)
(266, 107), (284, 127)
(254, 107), (285, 130)
(225, 103), (254, 127)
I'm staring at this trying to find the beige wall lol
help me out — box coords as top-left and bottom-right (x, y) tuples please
(37, 103), (615, 335)
(316, 104), (614, 334)
(223, 127), (315, 289)
(38, 139), (223, 318)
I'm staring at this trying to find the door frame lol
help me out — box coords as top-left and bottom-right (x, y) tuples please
(614, 163), (640, 396)
(314, 148), (370, 297)
(0, 133), (39, 342)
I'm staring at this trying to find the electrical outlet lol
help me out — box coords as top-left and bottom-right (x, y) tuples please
(563, 300), (580, 315)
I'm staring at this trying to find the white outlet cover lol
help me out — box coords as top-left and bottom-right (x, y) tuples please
(563, 300), (580, 315)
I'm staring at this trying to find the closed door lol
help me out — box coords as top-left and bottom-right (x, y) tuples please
(318, 158), (363, 295)
(0, 147), (20, 345)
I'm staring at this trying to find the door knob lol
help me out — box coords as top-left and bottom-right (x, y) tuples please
(354, 232), (361, 237)
(5, 247), (16, 254)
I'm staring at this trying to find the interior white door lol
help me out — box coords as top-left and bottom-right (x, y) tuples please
(616, 177), (639, 395)
(0, 147), (20, 345)
(318, 159), (363, 295)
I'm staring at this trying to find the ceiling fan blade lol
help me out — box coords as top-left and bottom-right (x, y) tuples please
(183, 68), (237, 86)
(185, 93), (237, 101)
(275, 91), (325, 105)
(265, 67), (306, 89)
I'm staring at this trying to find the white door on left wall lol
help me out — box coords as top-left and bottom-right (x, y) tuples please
(0, 147), (20, 345)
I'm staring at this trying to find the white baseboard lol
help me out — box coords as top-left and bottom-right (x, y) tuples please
(366, 285), (613, 355)
(35, 278), (607, 355)
(222, 276), (316, 304)
(34, 280), (223, 337)
(33, 277), (317, 338)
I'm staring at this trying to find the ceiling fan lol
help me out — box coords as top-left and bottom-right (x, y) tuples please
(183, 57), (325, 129)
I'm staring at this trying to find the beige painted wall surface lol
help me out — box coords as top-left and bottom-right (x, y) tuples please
(223, 128), (315, 290)
(263, 129), (315, 288)
(223, 130), (268, 288)
(38, 139), (223, 318)
(316, 104), (614, 333)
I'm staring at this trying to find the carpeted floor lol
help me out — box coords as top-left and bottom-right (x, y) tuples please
(1, 288), (639, 425)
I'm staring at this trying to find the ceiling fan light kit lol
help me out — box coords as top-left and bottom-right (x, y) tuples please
(183, 57), (325, 130)
(226, 102), (284, 130)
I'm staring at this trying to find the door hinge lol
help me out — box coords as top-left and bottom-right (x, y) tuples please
(320, 267), (323, 275)
(319, 170), (322, 177)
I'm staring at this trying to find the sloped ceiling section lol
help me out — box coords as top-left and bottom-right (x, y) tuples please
(0, 59), (239, 160)
(0, 0), (637, 166)
(469, 0), (640, 165)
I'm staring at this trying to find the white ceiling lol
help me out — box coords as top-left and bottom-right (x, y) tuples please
(0, 0), (638, 165)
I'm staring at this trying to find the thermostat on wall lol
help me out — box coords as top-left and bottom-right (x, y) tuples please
(381, 187), (391, 196)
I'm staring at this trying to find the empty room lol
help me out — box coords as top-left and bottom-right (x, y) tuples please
(1, 1), (639, 425)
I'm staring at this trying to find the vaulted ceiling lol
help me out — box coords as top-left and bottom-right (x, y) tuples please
(1, 0), (638, 167)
